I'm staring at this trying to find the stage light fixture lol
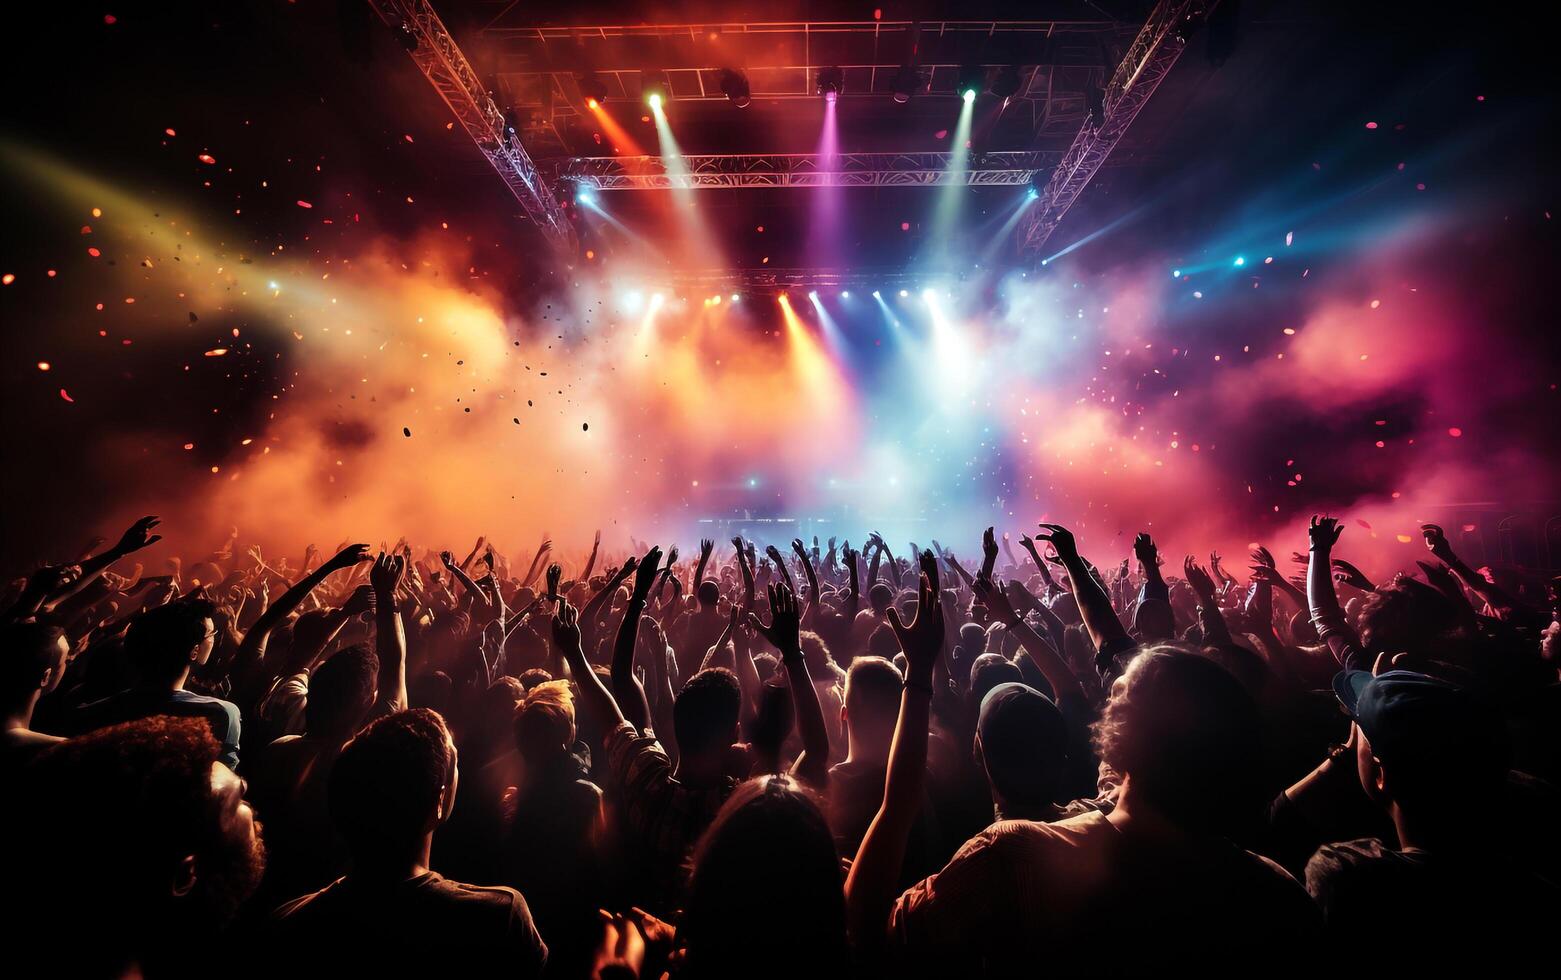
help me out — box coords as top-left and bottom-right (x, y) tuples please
(719, 69), (751, 108)
(816, 66), (844, 102)
(872, 290), (882, 298)
(957, 65), (985, 102)
(898, 289), (909, 298)
(840, 291), (850, 299)
(891, 64), (920, 104)
(990, 66), (1021, 100)
(1233, 255), (1245, 266)
(641, 71), (670, 107)
(579, 73), (608, 108)
(730, 294), (740, 303)
(576, 185), (596, 207)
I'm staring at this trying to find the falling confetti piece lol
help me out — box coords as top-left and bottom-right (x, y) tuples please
(88, 247), (101, 257)
(1356, 519), (1373, 530)
(296, 200), (313, 209)
(1447, 427), (1462, 437)
(512, 417), (519, 424)
(403, 134), (415, 142)
(59, 389), (74, 402)
(183, 443), (194, 450)
(403, 427), (411, 437)
(1, 273), (13, 285)
(164, 127), (176, 137)
(1365, 121), (1378, 129)
(198, 153), (216, 165)
(1395, 534), (1413, 543)
(1369, 299), (1381, 309)
(582, 423), (589, 431)
(204, 348), (228, 357)
(37, 361), (50, 371)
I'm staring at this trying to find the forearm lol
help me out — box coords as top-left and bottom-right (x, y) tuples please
(563, 648), (626, 735)
(845, 685), (931, 946)
(375, 607), (408, 711)
(611, 599), (652, 731)
(1063, 556), (1130, 650)
(1009, 620), (1084, 702)
(784, 654), (830, 786)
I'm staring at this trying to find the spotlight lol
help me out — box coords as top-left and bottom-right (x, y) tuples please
(957, 65), (985, 102)
(641, 71), (670, 107)
(898, 289), (909, 298)
(578, 72), (608, 108)
(808, 290), (819, 300)
(840, 291), (850, 299)
(872, 290), (882, 298)
(891, 64), (920, 104)
(730, 294), (740, 303)
(1233, 255), (1245, 267)
(1026, 187), (1039, 201)
(990, 66), (1021, 100)
(1172, 269), (1181, 278)
(816, 66), (843, 102)
(922, 288), (936, 302)
(576, 186), (596, 207)
(719, 69), (751, 108)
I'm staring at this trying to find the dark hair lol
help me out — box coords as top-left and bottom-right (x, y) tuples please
(125, 599), (217, 685)
(329, 708), (455, 857)
(306, 645), (379, 736)
(970, 653), (1023, 706)
(867, 581), (895, 614)
(24, 717), (263, 973)
(697, 579), (721, 607)
(1092, 648), (1263, 829)
(0, 620), (67, 707)
(674, 668), (742, 760)
(682, 775), (847, 979)
(843, 656), (902, 730)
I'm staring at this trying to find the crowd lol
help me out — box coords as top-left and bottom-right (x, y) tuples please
(3, 513), (1557, 977)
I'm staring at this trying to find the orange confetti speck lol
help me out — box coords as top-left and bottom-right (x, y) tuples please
(211, 466), (220, 474)
(404, 134), (414, 143)
(204, 348), (228, 357)
(1, 273), (13, 285)
(37, 361), (50, 371)
(124, 297), (135, 304)
(240, 438), (253, 446)
(88, 247), (101, 257)
(198, 153), (216, 164)
(47, 269), (57, 277)
(59, 388), (74, 402)
(183, 443), (194, 450)
(585, 249), (595, 260)
(296, 200), (313, 208)
(165, 128), (176, 137)
(1369, 299), (1381, 309)
(1395, 534), (1413, 543)
(1447, 427), (1463, 437)
(1282, 327), (1295, 335)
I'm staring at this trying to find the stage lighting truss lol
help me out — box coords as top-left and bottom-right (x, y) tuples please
(365, 0), (575, 255)
(1017, 0), (1212, 260)
(578, 72), (608, 108)
(640, 70), (671, 106)
(547, 150), (1149, 190)
(957, 65), (986, 102)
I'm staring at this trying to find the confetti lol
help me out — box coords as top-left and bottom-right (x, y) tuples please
(198, 153), (216, 165)
(1447, 427), (1462, 437)
(1395, 534), (1413, 543)
(59, 389), (74, 402)
(296, 200), (313, 209)
(403, 427), (412, 437)
(1, 273), (13, 285)
(37, 361), (50, 371)
(204, 348), (228, 357)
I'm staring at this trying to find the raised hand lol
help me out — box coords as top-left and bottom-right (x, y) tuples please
(632, 546), (662, 600)
(731, 535), (745, 555)
(613, 556), (640, 584)
(700, 538), (715, 562)
(982, 527), (998, 562)
(791, 537), (809, 560)
(765, 543), (786, 566)
(665, 545), (679, 568)
(547, 562), (563, 598)
(1421, 523), (1456, 563)
(748, 581), (802, 659)
(551, 599), (582, 655)
(973, 576), (1020, 626)
(342, 584), (376, 616)
(113, 516), (163, 555)
(1183, 556), (1217, 602)
(370, 551), (405, 597)
(325, 543), (373, 573)
(888, 553), (945, 679)
(1250, 544), (1276, 569)
(1132, 532), (1158, 569)
(1035, 523), (1079, 562)
(1308, 515), (1343, 552)
(439, 550), (457, 570)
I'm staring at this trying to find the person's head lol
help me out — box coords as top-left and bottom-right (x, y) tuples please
(1133, 598), (1175, 642)
(23, 717), (264, 974)
(957, 621), (988, 657)
(842, 656), (903, 758)
(697, 579), (721, 609)
(329, 708), (458, 865)
(125, 598), (218, 686)
(1093, 648), (1263, 829)
(1334, 669), (1508, 821)
(798, 629), (833, 675)
(1356, 581), (1459, 660)
(970, 652), (1023, 707)
(977, 683), (1068, 816)
(0, 620), (69, 714)
(513, 679), (576, 763)
(673, 668), (742, 774)
(305, 645), (379, 738)
(866, 621), (901, 660)
(683, 775), (847, 979)
(868, 581), (895, 615)
(517, 667), (553, 690)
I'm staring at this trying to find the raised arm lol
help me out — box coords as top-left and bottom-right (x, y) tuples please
(440, 550), (493, 609)
(370, 552), (409, 713)
(749, 582), (829, 789)
(1306, 516), (1369, 671)
(974, 577), (1084, 703)
(40, 517), (163, 614)
(1036, 524), (1134, 678)
(611, 547), (661, 733)
(581, 530), (602, 583)
(1422, 523), (1540, 625)
(845, 551), (944, 947)
(237, 543), (371, 687)
(693, 538), (714, 592)
(1183, 556), (1232, 647)
(552, 599), (625, 736)
(979, 527), (999, 583)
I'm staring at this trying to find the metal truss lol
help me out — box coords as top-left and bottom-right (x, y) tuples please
(551, 152), (1068, 190)
(1016, 0), (1215, 259)
(366, 0), (576, 255)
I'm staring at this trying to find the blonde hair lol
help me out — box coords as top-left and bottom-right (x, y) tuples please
(513, 679), (576, 760)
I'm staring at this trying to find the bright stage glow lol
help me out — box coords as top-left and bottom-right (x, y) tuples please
(1172, 269), (1181, 277)
(899, 289), (909, 297)
(730, 294), (739, 303)
(577, 188), (596, 207)
(962, 89), (977, 104)
(586, 97), (599, 110)
(840, 291), (850, 299)
(872, 290), (881, 298)
(647, 93), (662, 110)
(1234, 255), (1246, 266)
